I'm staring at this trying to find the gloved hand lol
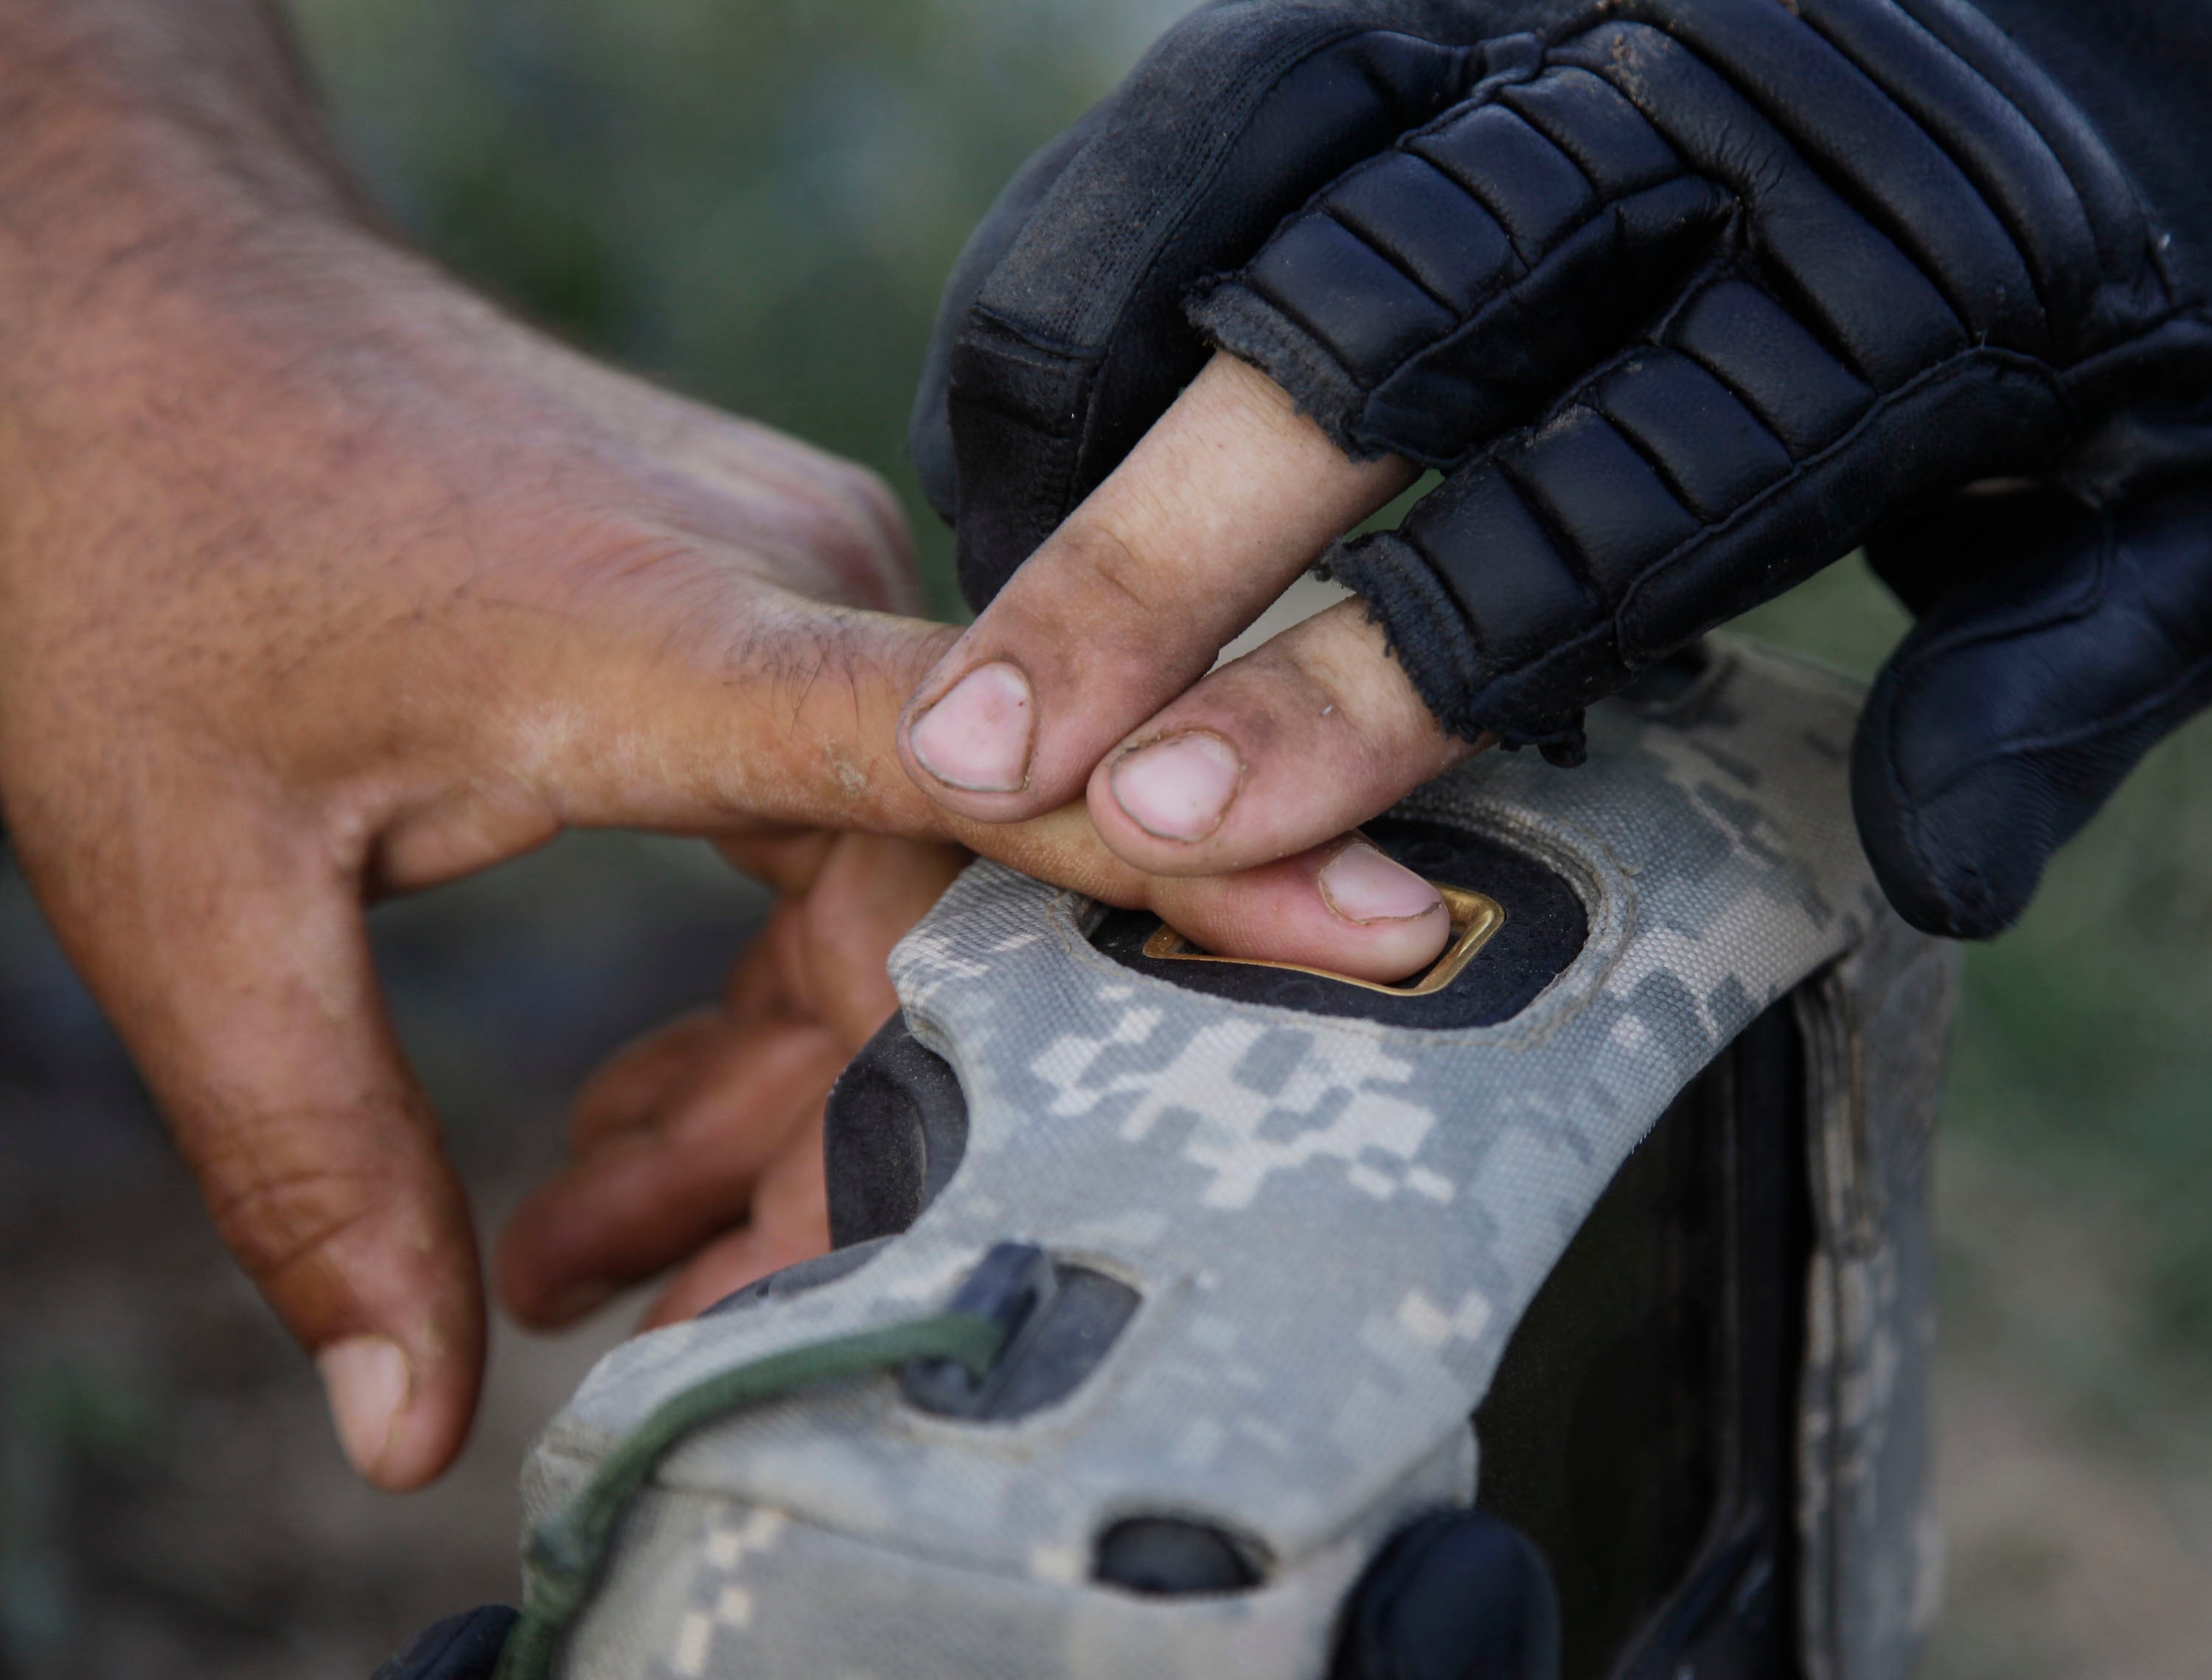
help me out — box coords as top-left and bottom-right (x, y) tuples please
(906, 0), (2212, 938)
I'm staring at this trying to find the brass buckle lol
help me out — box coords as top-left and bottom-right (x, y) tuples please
(1139, 881), (1505, 997)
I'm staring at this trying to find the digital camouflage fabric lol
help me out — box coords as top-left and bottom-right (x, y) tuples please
(516, 641), (1954, 1680)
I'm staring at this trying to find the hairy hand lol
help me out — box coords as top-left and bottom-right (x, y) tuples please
(0, 212), (947, 1490)
(0, 0), (1456, 1491)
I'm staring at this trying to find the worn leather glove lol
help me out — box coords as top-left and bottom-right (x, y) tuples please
(911, 0), (2212, 937)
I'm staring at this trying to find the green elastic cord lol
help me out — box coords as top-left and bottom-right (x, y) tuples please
(494, 1311), (1007, 1680)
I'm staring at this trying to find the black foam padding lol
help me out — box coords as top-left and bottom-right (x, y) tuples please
(822, 1013), (970, 1249)
(370, 1607), (518, 1680)
(983, 1266), (1141, 1421)
(1332, 1510), (1562, 1680)
(1095, 1518), (1265, 1597)
(1090, 816), (1587, 1029)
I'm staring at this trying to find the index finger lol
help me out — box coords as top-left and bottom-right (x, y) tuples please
(480, 545), (1450, 984)
(895, 354), (1414, 821)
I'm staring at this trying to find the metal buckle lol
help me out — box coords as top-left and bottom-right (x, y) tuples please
(1140, 882), (1505, 997)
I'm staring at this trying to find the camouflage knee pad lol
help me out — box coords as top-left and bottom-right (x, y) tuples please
(517, 640), (1952, 1680)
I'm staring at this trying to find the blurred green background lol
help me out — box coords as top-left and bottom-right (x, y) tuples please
(1, 1), (2208, 1675)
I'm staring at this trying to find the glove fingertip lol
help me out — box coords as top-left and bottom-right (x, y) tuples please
(371, 1606), (519, 1680)
(1853, 484), (2212, 941)
(1851, 703), (2055, 941)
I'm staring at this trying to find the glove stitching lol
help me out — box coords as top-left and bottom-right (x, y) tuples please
(1581, 364), (1739, 520)
(1878, 504), (2111, 830)
(2058, 305), (2212, 402)
(1351, 179), (1739, 460)
(1183, 41), (1551, 431)
(1611, 5), (2055, 347)
(1619, 346), (2062, 622)
(1887, 0), (2149, 290)
(1192, 35), (1669, 431)
(1788, 0), (2086, 333)
(1230, 18), (2041, 462)
(1964, 648), (2212, 771)
(1863, 654), (2208, 943)
(1379, 119), (1697, 361)
(1184, 21), (1512, 284)
(1313, 195), (1478, 322)
(1885, 708), (1986, 931)
(1398, 344), (2060, 735)
(1397, 68), (1601, 274)
(1871, 611), (2004, 933)
(1879, 512), (2212, 805)
(1222, 4), (2048, 452)
(1891, 514), (2111, 676)
(1564, 24), (1985, 365)
(1863, 521), (2212, 940)
(1490, 449), (1611, 619)
(1329, 334), (2039, 744)
(953, 306), (1102, 431)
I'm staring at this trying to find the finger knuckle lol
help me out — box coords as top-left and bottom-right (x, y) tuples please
(1052, 516), (1175, 623)
(193, 1107), (445, 1296)
(207, 1161), (404, 1290)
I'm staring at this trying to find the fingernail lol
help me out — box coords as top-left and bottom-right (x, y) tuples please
(317, 1336), (412, 1481)
(1110, 731), (1244, 842)
(1319, 844), (1447, 925)
(909, 662), (1034, 793)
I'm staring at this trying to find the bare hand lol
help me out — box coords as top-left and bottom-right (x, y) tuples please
(496, 832), (967, 1334)
(0, 0), (1453, 1491)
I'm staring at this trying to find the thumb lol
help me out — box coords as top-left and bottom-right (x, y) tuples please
(1854, 485), (2212, 939)
(25, 808), (482, 1490)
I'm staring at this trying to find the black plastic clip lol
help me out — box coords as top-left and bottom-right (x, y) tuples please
(901, 1241), (1058, 1419)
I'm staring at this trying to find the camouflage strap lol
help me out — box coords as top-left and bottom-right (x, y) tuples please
(495, 1311), (1009, 1680)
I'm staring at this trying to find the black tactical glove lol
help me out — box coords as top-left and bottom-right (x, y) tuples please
(369, 1607), (516, 1680)
(911, 0), (2212, 938)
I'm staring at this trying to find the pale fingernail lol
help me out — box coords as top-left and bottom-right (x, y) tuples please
(317, 1336), (412, 1481)
(1318, 843), (1447, 925)
(1110, 731), (1244, 842)
(909, 662), (1034, 793)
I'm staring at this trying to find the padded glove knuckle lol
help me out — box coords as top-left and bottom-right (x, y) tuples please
(1186, 0), (2201, 760)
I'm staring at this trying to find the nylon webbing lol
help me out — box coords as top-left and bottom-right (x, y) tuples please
(494, 1311), (1008, 1680)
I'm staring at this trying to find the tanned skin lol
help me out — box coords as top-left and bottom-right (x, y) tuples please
(0, 1), (1451, 1491)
